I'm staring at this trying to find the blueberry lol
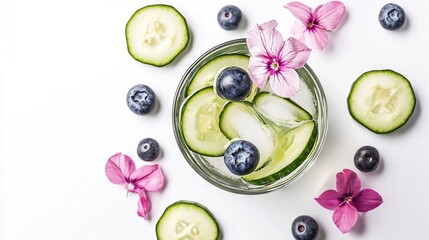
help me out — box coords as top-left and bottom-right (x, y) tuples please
(137, 138), (160, 161)
(354, 145), (380, 172)
(217, 5), (242, 31)
(126, 84), (156, 115)
(291, 215), (319, 240)
(224, 140), (259, 175)
(379, 3), (405, 30)
(215, 67), (252, 101)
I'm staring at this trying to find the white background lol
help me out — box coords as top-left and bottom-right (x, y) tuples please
(1, 0), (427, 239)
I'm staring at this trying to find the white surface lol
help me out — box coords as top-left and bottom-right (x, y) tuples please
(0, 0), (427, 239)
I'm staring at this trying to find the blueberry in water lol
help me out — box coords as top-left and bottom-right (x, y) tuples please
(224, 140), (259, 176)
(126, 84), (156, 115)
(217, 5), (242, 31)
(137, 138), (160, 161)
(379, 3), (405, 30)
(354, 145), (380, 172)
(215, 66), (252, 101)
(291, 215), (319, 240)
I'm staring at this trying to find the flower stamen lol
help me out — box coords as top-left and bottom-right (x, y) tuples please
(270, 61), (279, 71)
(126, 183), (135, 192)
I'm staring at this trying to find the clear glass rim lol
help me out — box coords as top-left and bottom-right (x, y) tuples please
(172, 38), (328, 194)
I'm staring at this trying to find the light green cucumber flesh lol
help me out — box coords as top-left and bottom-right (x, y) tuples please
(126, 4), (189, 67)
(185, 54), (258, 101)
(347, 69), (416, 134)
(181, 87), (229, 157)
(156, 201), (219, 240)
(219, 102), (275, 171)
(253, 92), (312, 127)
(242, 121), (317, 185)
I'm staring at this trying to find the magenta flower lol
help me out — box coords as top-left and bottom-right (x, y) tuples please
(246, 19), (311, 98)
(105, 152), (165, 219)
(315, 169), (382, 233)
(285, 1), (345, 50)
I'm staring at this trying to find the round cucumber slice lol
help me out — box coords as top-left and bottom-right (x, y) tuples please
(181, 87), (229, 157)
(156, 201), (220, 240)
(347, 69), (416, 134)
(125, 4), (189, 67)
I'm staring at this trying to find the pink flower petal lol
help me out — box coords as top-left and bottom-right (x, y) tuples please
(289, 21), (307, 40)
(284, 2), (312, 24)
(130, 164), (158, 182)
(336, 169), (361, 196)
(137, 191), (151, 219)
(333, 203), (358, 234)
(247, 20), (284, 57)
(315, 189), (343, 210)
(247, 20), (277, 52)
(248, 56), (270, 89)
(105, 153), (136, 185)
(269, 68), (299, 98)
(282, 37), (311, 69)
(313, 1), (345, 31)
(301, 26), (329, 50)
(132, 164), (165, 192)
(352, 189), (383, 212)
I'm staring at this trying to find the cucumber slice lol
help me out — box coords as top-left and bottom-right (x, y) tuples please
(347, 69), (416, 134)
(253, 92), (312, 127)
(186, 54), (250, 96)
(156, 201), (220, 240)
(242, 121), (317, 185)
(181, 87), (229, 156)
(126, 4), (189, 67)
(219, 102), (275, 171)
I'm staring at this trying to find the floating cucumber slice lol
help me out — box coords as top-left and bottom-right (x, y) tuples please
(219, 102), (275, 171)
(126, 4), (189, 67)
(242, 121), (317, 185)
(347, 69), (416, 134)
(253, 92), (312, 127)
(181, 87), (229, 156)
(185, 54), (257, 100)
(156, 201), (220, 240)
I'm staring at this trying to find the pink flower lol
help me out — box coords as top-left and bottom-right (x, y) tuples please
(315, 169), (382, 233)
(105, 152), (165, 219)
(285, 1), (345, 50)
(246, 20), (311, 98)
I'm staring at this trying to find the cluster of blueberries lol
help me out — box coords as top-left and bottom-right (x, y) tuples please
(215, 67), (259, 176)
(126, 84), (160, 161)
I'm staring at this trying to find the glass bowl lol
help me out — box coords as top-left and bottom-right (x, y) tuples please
(172, 38), (328, 194)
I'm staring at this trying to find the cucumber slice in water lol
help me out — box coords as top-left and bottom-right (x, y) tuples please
(253, 92), (312, 127)
(156, 201), (220, 240)
(126, 4), (189, 67)
(242, 121), (317, 185)
(181, 87), (229, 156)
(347, 69), (416, 134)
(219, 102), (275, 171)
